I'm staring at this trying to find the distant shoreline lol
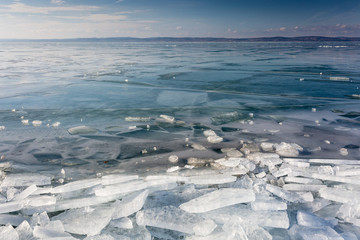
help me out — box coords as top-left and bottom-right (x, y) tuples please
(1, 36), (360, 42)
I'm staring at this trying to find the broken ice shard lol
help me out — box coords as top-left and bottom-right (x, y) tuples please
(67, 125), (97, 135)
(112, 190), (148, 219)
(1, 174), (51, 187)
(180, 188), (255, 213)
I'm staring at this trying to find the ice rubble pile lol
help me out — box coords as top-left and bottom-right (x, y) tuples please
(0, 140), (360, 239)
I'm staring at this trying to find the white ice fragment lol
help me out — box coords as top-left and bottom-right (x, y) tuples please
(274, 142), (300, 157)
(67, 125), (97, 135)
(329, 76), (350, 81)
(289, 225), (343, 240)
(51, 122), (60, 127)
(318, 165), (334, 175)
(193, 219), (217, 236)
(13, 184), (37, 201)
(297, 210), (335, 228)
(21, 120), (29, 125)
(337, 203), (360, 220)
(159, 114), (175, 123)
(0, 202), (23, 214)
(215, 157), (240, 168)
(136, 206), (201, 234)
(207, 135), (223, 143)
(168, 155), (179, 163)
(1, 174), (50, 188)
(52, 206), (114, 236)
(272, 167), (292, 178)
(109, 217), (133, 229)
(203, 130), (217, 137)
(251, 199), (287, 211)
(265, 184), (301, 202)
(302, 198), (331, 213)
(128, 125), (137, 130)
(101, 174), (138, 186)
(166, 166), (181, 173)
(33, 220), (75, 239)
(0, 126), (5, 131)
(283, 184), (326, 192)
(284, 176), (322, 185)
(125, 117), (151, 122)
(225, 149), (243, 157)
(256, 172), (266, 178)
(287, 161), (310, 168)
(0, 214), (28, 227)
(339, 148), (348, 156)
(247, 152), (281, 165)
(95, 180), (148, 197)
(309, 159), (360, 165)
(260, 142), (274, 152)
(191, 144), (207, 151)
(312, 108), (317, 112)
(15, 221), (33, 239)
(311, 173), (360, 185)
(0, 225), (19, 240)
(335, 168), (360, 177)
(26, 195), (57, 207)
(51, 178), (102, 194)
(189, 174), (237, 185)
(180, 188), (255, 213)
(111, 190), (149, 219)
(319, 187), (360, 204)
(30, 211), (50, 227)
(32, 120), (42, 127)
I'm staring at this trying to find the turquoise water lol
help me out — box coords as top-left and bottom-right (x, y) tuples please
(0, 41), (359, 174)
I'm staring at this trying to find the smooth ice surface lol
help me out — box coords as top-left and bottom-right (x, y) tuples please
(136, 205), (201, 234)
(193, 219), (217, 236)
(289, 225), (343, 240)
(0, 202), (23, 214)
(297, 210), (335, 227)
(0, 214), (28, 226)
(51, 178), (102, 194)
(180, 188), (255, 213)
(319, 187), (360, 204)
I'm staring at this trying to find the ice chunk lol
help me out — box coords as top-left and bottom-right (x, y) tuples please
(272, 167), (292, 177)
(136, 206), (201, 234)
(309, 159), (360, 165)
(215, 158), (240, 168)
(84, 234), (115, 240)
(33, 220), (76, 239)
(337, 203), (360, 220)
(311, 173), (360, 185)
(289, 224), (343, 240)
(30, 211), (50, 227)
(193, 219), (217, 236)
(260, 142), (274, 152)
(283, 184), (326, 192)
(203, 130), (217, 137)
(101, 174), (139, 186)
(180, 188), (255, 213)
(32, 120), (42, 127)
(335, 168), (360, 177)
(125, 117), (151, 122)
(189, 174), (237, 185)
(52, 206), (114, 236)
(166, 166), (181, 173)
(1, 173), (51, 187)
(0, 225), (19, 240)
(0, 214), (28, 226)
(190, 144), (207, 151)
(319, 187), (360, 204)
(15, 221), (34, 240)
(13, 184), (37, 201)
(109, 217), (133, 229)
(26, 195), (57, 207)
(207, 135), (223, 143)
(265, 184), (302, 202)
(168, 155), (179, 163)
(247, 152), (282, 166)
(251, 199), (287, 211)
(297, 210), (335, 227)
(302, 198), (331, 213)
(0, 201), (23, 214)
(329, 76), (350, 81)
(159, 114), (175, 123)
(112, 190), (148, 219)
(284, 176), (322, 185)
(67, 125), (97, 135)
(274, 142), (300, 157)
(51, 178), (102, 193)
(95, 180), (147, 197)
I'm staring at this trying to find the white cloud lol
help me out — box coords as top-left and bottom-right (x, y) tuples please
(0, 2), (100, 14)
(51, 0), (65, 5)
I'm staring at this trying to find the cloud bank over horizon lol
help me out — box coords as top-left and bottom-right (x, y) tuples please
(0, 0), (359, 39)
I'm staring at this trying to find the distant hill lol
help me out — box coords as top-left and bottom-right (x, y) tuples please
(2, 36), (360, 42)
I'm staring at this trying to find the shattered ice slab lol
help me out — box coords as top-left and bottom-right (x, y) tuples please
(180, 188), (255, 213)
(284, 176), (323, 185)
(109, 217), (133, 229)
(319, 187), (360, 204)
(15, 220), (34, 240)
(101, 174), (139, 186)
(50, 178), (102, 194)
(274, 142), (301, 157)
(67, 125), (97, 135)
(188, 174), (237, 185)
(52, 206), (114, 236)
(193, 219), (217, 236)
(310, 173), (360, 185)
(272, 167), (292, 178)
(0, 214), (28, 227)
(283, 184), (326, 192)
(309, 159), (360, 165)
(297, 210), (336, 228)
(0, 224), (19, 240)
(136, 205), (202, 234)
(265, 184), (302, 203)
(207, 135), (223, 143)
(25, 195), (57, 208)
(13, 184), (37, 201)
(33, 220), (76, 239)
(95, 180), (147, 197)
(112, 190), (148, 219)
(0, 202), (23, 214)
(1, 173), (51, 187)
(289, 224), (343, 240)
(251, 198), (287, 211)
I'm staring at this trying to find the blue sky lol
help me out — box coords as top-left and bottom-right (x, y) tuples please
(0, 0), (359, 39)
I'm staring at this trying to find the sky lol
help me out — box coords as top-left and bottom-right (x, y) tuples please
(0, 0), (359, 39)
